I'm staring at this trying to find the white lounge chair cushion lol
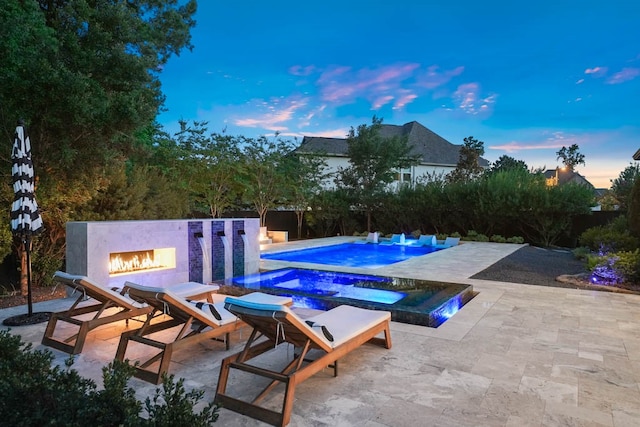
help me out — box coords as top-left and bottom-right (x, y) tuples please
(124, 282), (237, 326)
(167, 282), (219, 299)
(55, 271), (146, 310)
(306, 305), (390, 348)
(224, 297), (390, 349)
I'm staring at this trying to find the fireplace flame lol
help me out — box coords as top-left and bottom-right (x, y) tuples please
(110, 251), (165, 275)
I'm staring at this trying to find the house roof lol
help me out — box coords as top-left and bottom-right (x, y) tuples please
(543, 168), (595, 189)
(296, 121), (490, 167)
(633, 148), (640, 161)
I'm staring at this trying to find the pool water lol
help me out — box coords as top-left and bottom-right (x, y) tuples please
(261, 242), (443, 268)
(223, 268), (475, 327)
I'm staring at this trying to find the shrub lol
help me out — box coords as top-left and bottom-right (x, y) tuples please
(506, 236), (524, 244)
(579, 222), (639, 253)
(589, 249), (640, 285)
(464, 230), (488, 242)
(475, 234), (489, 242)
(490, 235), (507, 243)
(572, 246), (591, 261)
(410, 229), (421, 238)
(613, 249), (640, 284)
(464, 230), (479, 241)
(0, 330), (219, 426)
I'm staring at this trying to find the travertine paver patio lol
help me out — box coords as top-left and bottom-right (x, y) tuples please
(2, 238), (639, 426)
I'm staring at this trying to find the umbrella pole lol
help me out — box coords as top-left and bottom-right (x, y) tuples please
(25, 236), (33, 316)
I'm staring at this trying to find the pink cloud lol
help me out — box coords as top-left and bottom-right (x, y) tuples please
(416, 65), (464, 89)
(289, 65), (316, 76)
(489, 141), (565, 153)
(393, 92), (418, 109)
(606, 67), (640, 84)
(372, 95), (394, 109)
(585, 66), (606, 75)
(453, 83), (496, 115)
(234, 96), (309, 131)
(316, 63), (419, 107)
(489, 132), (578, 153)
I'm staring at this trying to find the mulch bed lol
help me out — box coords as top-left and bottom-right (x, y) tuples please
(471, 245), (640, 294)
(0, 285), (67, 310)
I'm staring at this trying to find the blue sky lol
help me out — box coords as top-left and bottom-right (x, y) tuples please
(157, 1), (640, 189)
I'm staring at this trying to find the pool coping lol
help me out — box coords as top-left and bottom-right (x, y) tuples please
(260, 236), (526, 340)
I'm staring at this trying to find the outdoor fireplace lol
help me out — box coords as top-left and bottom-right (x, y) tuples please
(109, 248), (176, 276)
(66, 219), (260, 289)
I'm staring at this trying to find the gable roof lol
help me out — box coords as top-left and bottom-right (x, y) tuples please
(296, 121), (490, 167)
(543, 168), (595, 189)
(634, 148), (640, 161)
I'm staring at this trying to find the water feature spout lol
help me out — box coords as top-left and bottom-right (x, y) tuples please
(194, 233), (211, 281)
(238, 229), (248, 247)
(218, 232), (229, 252)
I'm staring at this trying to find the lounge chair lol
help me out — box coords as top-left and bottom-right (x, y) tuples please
(42, 271), (153, 355)
(214, 297), (392, 426)
(417, 234), (437, 246)
(115, 283), (292, 384)
(442, 237), (460, 247)
(42, 272), (220, 355)
(379, 233), (405, 245)
(353, 231), (379, 244)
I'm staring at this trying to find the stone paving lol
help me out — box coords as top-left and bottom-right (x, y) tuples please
(2, 238), (640, 426)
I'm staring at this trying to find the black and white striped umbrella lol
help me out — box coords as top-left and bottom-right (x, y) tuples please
(6, 120), (44, 321)
(10, 121), (43, 236)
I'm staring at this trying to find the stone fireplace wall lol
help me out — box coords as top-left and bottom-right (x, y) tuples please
(66, 219), (260, 289)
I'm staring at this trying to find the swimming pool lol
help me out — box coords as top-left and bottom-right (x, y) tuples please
(222, 268), (475, 327)
(261, 242), (443, 268)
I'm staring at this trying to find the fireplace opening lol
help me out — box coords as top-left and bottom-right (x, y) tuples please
(109, 248), (176, 276)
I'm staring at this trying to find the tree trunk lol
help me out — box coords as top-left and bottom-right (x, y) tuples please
(295, 210), (304, 239)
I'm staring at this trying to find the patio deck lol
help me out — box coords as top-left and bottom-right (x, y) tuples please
(2, 238), (639, 426)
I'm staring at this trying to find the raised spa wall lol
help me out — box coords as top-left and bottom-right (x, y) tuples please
(65, 219), (260, 289)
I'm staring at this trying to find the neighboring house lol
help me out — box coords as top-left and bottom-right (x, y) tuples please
(295, 121), (490, 189)
(633, 149), (640, 161)
(543, 168), (595, 189)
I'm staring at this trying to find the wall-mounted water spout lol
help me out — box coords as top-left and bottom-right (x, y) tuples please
(238, 229), (248, 247)
(194, 232), (211, 282)
(218, 231), (229, 252)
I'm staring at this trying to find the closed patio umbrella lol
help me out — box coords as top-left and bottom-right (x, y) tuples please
(3, 120), (47, 326)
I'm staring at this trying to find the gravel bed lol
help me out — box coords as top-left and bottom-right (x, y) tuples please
(471, 245), (589, 289)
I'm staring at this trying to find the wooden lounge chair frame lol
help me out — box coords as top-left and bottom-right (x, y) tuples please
(42, 271), (152, 355)
(115, 282), (244, 384)
(215, 298), (392, 427)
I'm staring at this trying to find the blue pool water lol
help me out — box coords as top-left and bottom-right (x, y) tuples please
(261, 242), (442, 268)
(223, 268), (475, 327)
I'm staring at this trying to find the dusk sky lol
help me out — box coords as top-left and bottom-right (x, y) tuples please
(157, 1), (640, 189)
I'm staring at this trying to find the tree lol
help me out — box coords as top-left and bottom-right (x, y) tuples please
(283, 153), (328, 239)
(447, 136), (486, 183)
(336, 116), (419, 231)
(0, 1), (197, 286)
(629, 178), (640, 238)
(556, 144), (585, 170)
(174, 121), (244, 218)
(240, 135), (295, 227)
(488, 155), (528, 174)
(611, 163), (640, 211)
